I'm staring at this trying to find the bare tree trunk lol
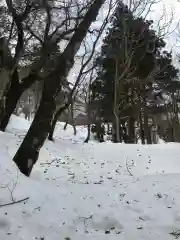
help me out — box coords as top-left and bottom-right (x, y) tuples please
(165, 106), (174, 142)
(84, 123), (91, 143)
(64, 122), (68, 130)
(48, 102), (70, 140)
(128, 116), (135, 143)
(13, 0), (106, 176)
(0, 70), (37, 131)
(70, 103), (76, 135)
(144, 108), (152, 144)
(139, 109), (145, 144)
(112, 120), (117, 142)
(33, 81), (43, 113)
(0, 1), (35, 129)
(48, 101), (76, 141)
(13, 77), (58, 176)
(113, 59), (120, 142)
(107, 123), (110, 134)
(0, 71), (21, 131)
(84, 92), (92, 143)
(114, 110), (120, 142)
(73, 124), (76, 135)
(171, 94), (180, 142)
(48, 105), (67, 141)
(119, 122), (123, 143)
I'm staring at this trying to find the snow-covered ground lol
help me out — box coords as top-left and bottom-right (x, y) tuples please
(1, 115), (180, 239)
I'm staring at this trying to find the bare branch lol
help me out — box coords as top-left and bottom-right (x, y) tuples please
(5, 0), (32, 67)
(0, 197), (29, 208)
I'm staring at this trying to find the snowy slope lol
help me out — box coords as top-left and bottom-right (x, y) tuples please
(1, 115), (180, 239)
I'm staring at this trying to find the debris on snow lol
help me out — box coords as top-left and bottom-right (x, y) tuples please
(0, 115), (180, 239)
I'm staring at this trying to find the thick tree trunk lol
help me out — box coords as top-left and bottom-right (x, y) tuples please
(13, 79), (58, 176)
(0, 70), (37, 131)
(0, 93), (20, 131)
(13, 0), (105, 176)
(0, 70), (20, 131)
(0, 90), (22, 131)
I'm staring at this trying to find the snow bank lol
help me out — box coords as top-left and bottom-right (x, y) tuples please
(1, 116), (180, 239)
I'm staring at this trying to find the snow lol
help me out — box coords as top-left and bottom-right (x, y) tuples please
(1, 115), (180, 239)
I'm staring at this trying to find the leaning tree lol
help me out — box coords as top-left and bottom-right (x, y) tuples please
(13, 0), (107, 176)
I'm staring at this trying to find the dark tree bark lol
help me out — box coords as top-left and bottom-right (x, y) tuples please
(119, 124), (123, 143)
(138, 88), (146, 145)
(128, 116), (135, 143)
(48, 105), (67, 141)
(144, 106), (152, 144)
(84, 95), (92, 143)
(13, 76), (58, 176)
(139, 109), (145, 144)
(64, 122), (68, 130)
(95, 122), (104, 142)
(0, 70), (37, 131)
(48, 102), (76, 141)
(84, 123), (91, 143)
(107, 123), (110, 134)
(13, 0), (106, 176)
(0, 70), (20, 131)
(0, 47), (57, 131)
(112, 120), (117, 142)
(70, 103), (76, 135)
(0, 1), (34, 130)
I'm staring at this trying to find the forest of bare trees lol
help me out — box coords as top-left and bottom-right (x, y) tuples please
(0, 0), (180, 177)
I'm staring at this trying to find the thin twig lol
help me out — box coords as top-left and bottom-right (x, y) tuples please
(0, 197), (29, 208)
(125, 157), (134, 176)
(77, 214), (93, 233)
(40, 158), (58, 166)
